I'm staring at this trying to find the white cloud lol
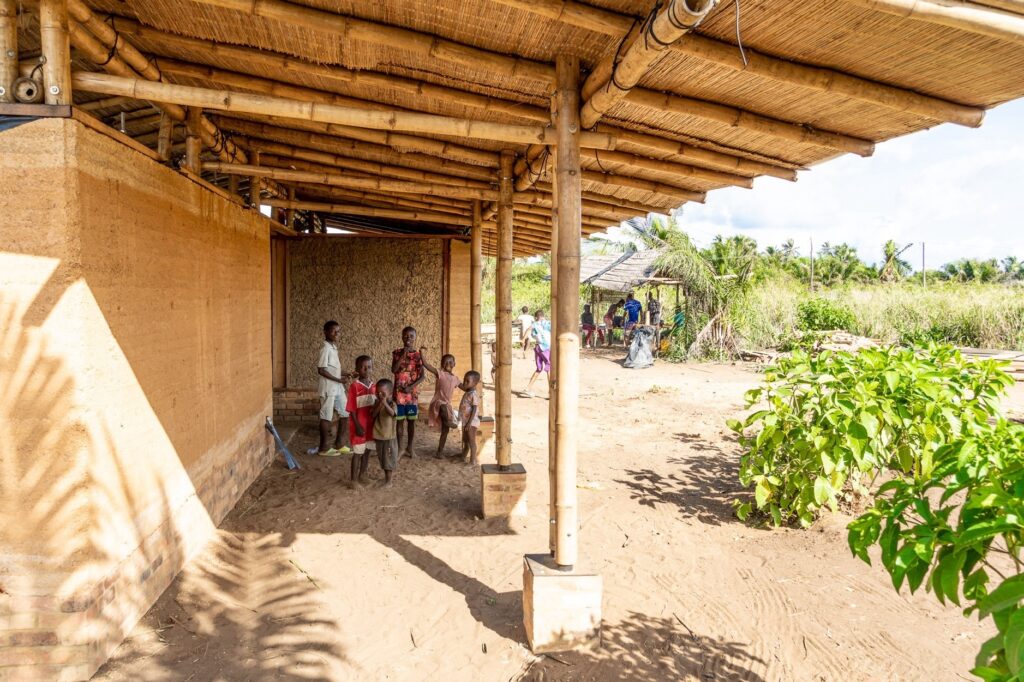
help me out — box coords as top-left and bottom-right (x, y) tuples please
(675, 99), (1024, 269)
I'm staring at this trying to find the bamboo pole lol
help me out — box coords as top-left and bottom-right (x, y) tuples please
(264, 199), (469, 225)
(40, 0), (72, 105)
(299, 185), (473, 216)
(495, 150), (515, 472)
(471, 201), (484, 387)
(0, 1), (16, 103)
(581, 170), (705, 203)
(843, 0), (1024, 45)
(71, 71), (615, 148)
(185, 106), (203, 173)
(548, 118), (559, 558)
(204, 162), (502, 201)
(286, 187), (296, 229)
(972, 0), (1024, 14)
(249, 150), (262, 208)
(580, 148), (754, 189)
(489, 0), (984, 127)
(580, 0), (717, 130)
(624, 88), (875, 156)
(554, 54), (581, 569)
(157, 112), (173, 161)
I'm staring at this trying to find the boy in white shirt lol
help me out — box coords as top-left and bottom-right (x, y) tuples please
(517, 306), (535, 358)
(309, 320), (352, 456)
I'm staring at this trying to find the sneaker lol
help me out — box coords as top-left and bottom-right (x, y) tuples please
(306, 446), (320, 456)
(335, 446), (352, 454)
(319, 448), (342, 457)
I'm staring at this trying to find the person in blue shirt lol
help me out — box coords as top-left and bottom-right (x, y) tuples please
(524, 310), (551, 398)
(623, 293), (643, 332)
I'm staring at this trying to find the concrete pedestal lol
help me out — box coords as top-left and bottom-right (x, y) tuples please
(522, 554), (602, 653)
(480, 463), (527, 518)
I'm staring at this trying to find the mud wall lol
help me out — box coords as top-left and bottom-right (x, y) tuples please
(0, 117), (273, 680)
(287, 237), (444, 387)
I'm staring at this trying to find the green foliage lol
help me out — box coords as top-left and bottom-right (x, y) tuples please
(847, 421), (1024, 680)
(796, 297), (856, 332)
(730, 345), (1013, 527)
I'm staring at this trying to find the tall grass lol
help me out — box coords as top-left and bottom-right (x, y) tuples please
(735, 278), (1024, 351)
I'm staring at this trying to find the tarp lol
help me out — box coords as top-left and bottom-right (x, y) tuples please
(623, 326), (656, 369)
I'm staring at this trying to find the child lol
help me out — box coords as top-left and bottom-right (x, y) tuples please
(391, 326), (425, 459)
(422, 350), (461, 459)
(346, 355), (377, 487)
(310, 320), (351, 457)
(524, 310), (551, 398)
(581, 304), (603, 348)
(517, 306), (534, 358)
(604, 299), (623, 347)
(372, 378), (398, 487)
(459, 370), (482, 466)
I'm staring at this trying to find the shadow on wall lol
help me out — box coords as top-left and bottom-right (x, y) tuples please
(520, 611), (767, 681)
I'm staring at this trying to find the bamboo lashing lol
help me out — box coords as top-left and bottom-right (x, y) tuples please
(471, 201), (484, 386)
(203, 162), (502, 202)
(842, 0), (1024, 45)
(489, 0), (985, 127)
(495, 150), (515, 471)
(71, 71), (616, 148)
(579, 0), (718, 130)
(0, 1), (16, 103)
(554, 54), (581, 569)
(39, 0), (72, 105)
(624, 89), (875, 156)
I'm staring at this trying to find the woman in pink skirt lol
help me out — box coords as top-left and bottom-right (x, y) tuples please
(422, 350), (463, 459)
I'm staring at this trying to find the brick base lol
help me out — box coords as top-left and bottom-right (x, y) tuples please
(522, 554), (602, 654)
(480, 463), (527, 518)
(273, 388), (320, 425)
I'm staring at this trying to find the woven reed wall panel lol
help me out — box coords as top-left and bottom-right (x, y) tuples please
(287, 237), (444, 388)
(447, 240), (473, 368)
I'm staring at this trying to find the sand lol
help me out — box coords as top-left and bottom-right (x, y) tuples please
(96, 351), (1023, 681)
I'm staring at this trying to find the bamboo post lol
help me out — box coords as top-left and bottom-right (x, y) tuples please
(250, 150), (263, 208)
(286, 187), (296, 228)
(39, 0), (72, 105)
(495, 150), (515, 471)
(554, 54), (581, 570)
(185, 106), (203, 173)
(548, 138), (559, 557)
(471, 201), (484, 380)
(157, 112), (173, 161)
(228, 174), (239, 196)
(0, 1), (16, 103)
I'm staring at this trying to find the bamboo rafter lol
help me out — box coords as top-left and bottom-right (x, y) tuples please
(842, 0), (1024, 45)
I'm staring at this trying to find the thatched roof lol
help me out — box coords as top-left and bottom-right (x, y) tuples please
(582, 249), (662, 291)
(13, 0), (1024, 254)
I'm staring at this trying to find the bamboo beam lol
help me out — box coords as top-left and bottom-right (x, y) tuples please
(471, 201), (484, 384)
(491, 0), (985, 127)
(244, 137), (494, 189)
(157, 111), (173, 161)
(495, 150), (515, 471)
(582, 148), (754, 188)
(189, 0), (555, 83)
(298, 185), (473, 216)
(209, 115), (496, 182)
(972, 0), (1024, 14)
(843, 0), (1024, 44)
(581, 170), (704, 202)
(78, 95), (132, 111)
(0, 1), (16, 103)
(40, 0), (72, 105)
(204, 162), (502, 201)
(264, 199), (468, 225)
(553, 54), (581, 569)
(579, 0), (717, 130)
(624, 88), (875, 156)
(71, 71), (620, 148)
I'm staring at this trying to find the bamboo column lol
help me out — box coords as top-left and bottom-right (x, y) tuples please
(495, 150), (515, 471)
(250, 150), (263, 208)
(548, 133), (560, 558)
(553, 54), (581, 570)
(39, 0), (72, 105)
(286, 187), (296, 228)
(0, 1), (16, 103)
(471, 201), (484, 381)
(185, 106), (203, 173)
(157, 112), (173, 161)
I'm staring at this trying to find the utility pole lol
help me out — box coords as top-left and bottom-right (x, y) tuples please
(922, 242), (927, 288)
(809, 237), (815, 292)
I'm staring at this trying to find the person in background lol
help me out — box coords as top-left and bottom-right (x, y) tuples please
(647, 292), (662, 326)
(623, 293), (643, 334)
(459, 370), (482, 466)
(391, 326), (425, 459)
(346, 355), (376, 487)
(310, 320), (351, 457)
(422, 350), (461, 459)
(605, 299), (624, 347)
(517, 306), (535, 358)
(524, 310), (551, 398)
(581, 304), (603, 348)
(372, 378), (398, 487)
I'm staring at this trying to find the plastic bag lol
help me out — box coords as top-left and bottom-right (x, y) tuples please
(624, 326), (655, 369)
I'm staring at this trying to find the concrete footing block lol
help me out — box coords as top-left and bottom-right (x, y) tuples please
(522, 554), (602, 653)
(480, 463), (527, 518)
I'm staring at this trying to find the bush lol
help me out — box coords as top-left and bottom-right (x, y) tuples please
(730, 345), (1014, 527)
(796, 297), (856, 332)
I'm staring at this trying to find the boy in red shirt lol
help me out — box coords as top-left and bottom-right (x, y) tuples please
(346, 355), (377, 486)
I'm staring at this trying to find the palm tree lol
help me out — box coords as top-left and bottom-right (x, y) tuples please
(879, 240), (913, 282)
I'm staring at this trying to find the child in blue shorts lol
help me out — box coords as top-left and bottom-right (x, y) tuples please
(391, 326), (425, 459)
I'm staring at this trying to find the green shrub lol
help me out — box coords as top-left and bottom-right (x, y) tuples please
(796, 297), (856, 332)
(730, 345), (1014, 527)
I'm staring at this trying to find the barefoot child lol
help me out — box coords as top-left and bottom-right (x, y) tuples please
(310, 320), (351, 456)
(391, 326), (426, 459)
(459, 370), (482, 466)
(422, 350), (460, 459)
(346, 355), (376, 486)
(372, 379), (398, 486)
(524, 310), (551, 398)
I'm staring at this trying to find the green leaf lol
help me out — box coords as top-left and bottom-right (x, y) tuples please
(883, 371), (899, 392)
(858, 412), (881, 439)
(813, 478), (830, 506)
(1004, 608), (1024, 674)
(754, 480), (771, 509)
(735, 502), (751, 521)
(726, 418), (743, 433)
(980, 576), (1024, 618)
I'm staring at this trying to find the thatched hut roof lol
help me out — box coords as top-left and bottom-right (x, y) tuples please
(14, 0), (1024, 253)
(582, 249), (663, 291)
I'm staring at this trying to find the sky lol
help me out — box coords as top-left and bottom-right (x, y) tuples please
(630, 98), (1024, 270)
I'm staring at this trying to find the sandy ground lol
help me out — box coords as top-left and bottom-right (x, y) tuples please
(96, 352), (1024, 681)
